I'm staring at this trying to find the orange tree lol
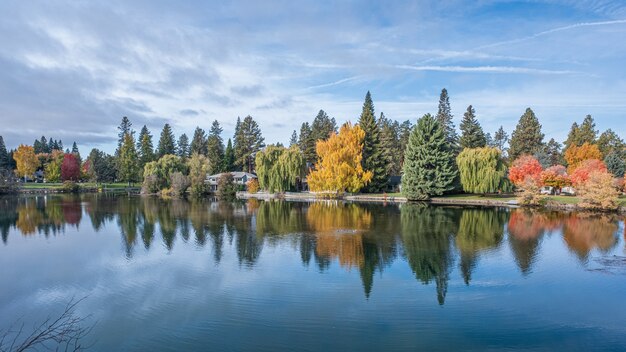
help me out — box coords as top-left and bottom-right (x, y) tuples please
(308, 122), (372, 194)
(13, 145), (38, 180)
(570, 159), (607, 187)
(564, 142), (602, 172)
(540, 165), (570, 189)
(508, 155), (543, 187)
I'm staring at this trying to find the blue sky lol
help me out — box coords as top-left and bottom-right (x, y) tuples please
(0, 0), (625, 154)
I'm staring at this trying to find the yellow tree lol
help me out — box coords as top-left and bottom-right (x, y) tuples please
(13, 145), (38, 180)
(308, 122), (372, 194)
(564, 142), (602, 173)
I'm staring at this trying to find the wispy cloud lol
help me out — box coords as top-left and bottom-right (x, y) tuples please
(394, 65), (579, 75)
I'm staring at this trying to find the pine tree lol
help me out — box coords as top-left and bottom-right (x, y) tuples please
(578, 115), (597, 144)
(398, 120), (413, 168)
(222, 138), (235, 172)
(177, 133), (190, 158)
(33, 139), (43, 154)
(378, 112), (400, 175)
(605, 152), (625, 178)
(207, 120), (225, 170)
(48, 139), (55, 152)
(508, 108), (545, 160)
(543, 138), (564, 166)
(401, 114), (457, 200)
(137, 125), (155, 169)
(117, 116), (134, 153)
(233, 115), (264, 173)
(493, 126), (509, 154)
(0, 136), (8, 170)
(435, 88), (459, 151)
(157, 123), (176, 157)
(40, 136), (49, 153)
(358, 91), (387, 192)
(289, 130), (298, 147)
(311, 110), (337, 142)
(597, 129), (625, 158)
(459, 105), (486, 149)
(564, 122), (580, 150)
(71, 142), (79, 154)
(298, 122), (316, 168)
(190, 127), (208, 156)
(118, 133), (140, 186)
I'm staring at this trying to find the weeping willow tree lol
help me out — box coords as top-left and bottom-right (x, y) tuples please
(456, 147), (512, 194)
(255, 145), (304, 193)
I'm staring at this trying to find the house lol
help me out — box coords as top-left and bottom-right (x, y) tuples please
(205, 172), (257, 191)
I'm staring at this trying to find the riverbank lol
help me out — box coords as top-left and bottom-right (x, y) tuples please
(237, 191), (626, 212)
(18, 182), (141, 194)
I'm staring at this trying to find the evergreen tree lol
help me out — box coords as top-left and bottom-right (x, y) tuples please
(289, 130), (298, 147)
(118, 133), (140, 185)
(542, 138), (564, 166)
(207, 120), (225, 169)
(71, 142), (79, 154)
(177, 133), (190, 158)
(401, 114), (457, 200)
(233, 115), (265, 173)
(508, 108), (545, 160)
(605, 152), (625, 178)
(137, 126), (155, 168)
(190, 127), (208, 156)
(117, 116), (134, 153)
(493, 126), (509, 154)
(57, 140), (64, 151)
(48, 139), (55, 152)
(398, 120), (413, 168)
(298, 122), (316, 168)
(459, 105), (486, 149)
(358, 91), (387, 192)
(597, 129), (625, 157)
(33, 139), (43, 154)
(157, 123), (176, 157)
(311, 110), (337, 142)
(378, 112), (400, 175)
(578, 114), (597, 144)
(40, 136), (49, 153)
(0, 136), (8, 170)
(222, 138), (235, 172)
(435, 88), (459, 151)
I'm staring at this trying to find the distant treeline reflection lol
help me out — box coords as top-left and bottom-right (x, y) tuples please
(0, 195), (622, 304)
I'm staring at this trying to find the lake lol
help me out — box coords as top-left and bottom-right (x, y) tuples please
(0, 194), (624, 351)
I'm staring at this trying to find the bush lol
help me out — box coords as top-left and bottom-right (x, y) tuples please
(61, 181), (80, 193)
(516, 178), (546, 206)
(217, 173), (237, 199)
(141, 174), (160, 194)
(577, 171), (619, 210)
(170, 172), (190, 197)
(0, 169), (20, 194)
(247, 178), (260, 194)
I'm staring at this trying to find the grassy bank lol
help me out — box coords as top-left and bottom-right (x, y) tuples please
(20, 182), (140, 192)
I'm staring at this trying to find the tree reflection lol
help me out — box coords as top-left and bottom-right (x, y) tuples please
(562, 214), (619, 262)
(401, 204), (458, 305)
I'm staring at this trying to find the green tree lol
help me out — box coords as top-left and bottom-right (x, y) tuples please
(177, 133), (190, 158)
(190, 127), (208, 156)
(87, 148), (117, 183)
(542, 138), (564, 167)
(157, 123), (177, 158)
(358, 91), (387, 192)
(459, 105), (487, 149)
(509, 108), (545, 160)
(116, 116), (134, 153)
(456, 147), (512, 194)
(217, 173), (237, 199)
(298, 122), (316, 168)
(492, 126), (509, 154)
(435, 88), (459, 151)
(187, 153), (211, 196)
(207, 120), (225, 172)
(401, 114), (457, 200)
(311, 110), (337, 142)
(605, 152), (625, 178)
(378, 113), (401, 175)
(289, 130), (298, 147)
(137, 125), (155, 168)
(597, 129), (625, 158)
(565, 115), (597, 150)
(234, 115), (265, 173)
(0, 136), (9, 170)
(255, 145), (304, 193)
(118, 133), (140, 185)
(222, 138), (235, 172)
(397, 120), (413, 168)
(142, 154), (186, 191)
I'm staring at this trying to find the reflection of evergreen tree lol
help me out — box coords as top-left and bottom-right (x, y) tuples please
(401, 204), (458, 305)
(117, 196), (140, 258)
(0, 196), (19, 244)
(255, 200), (306, 237)
(299, 233), (316, 267)
(140, 218), (155, 250)
(235, 229), (263, 267)
(455, 208), (509, 284)
(179, 219), (190, 242)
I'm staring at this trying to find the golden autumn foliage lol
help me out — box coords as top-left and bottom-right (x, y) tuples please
(13, 144), (38, 179)
(308, 123), (372, 194)
(577, 171), (620, 210)
(564, 142), (602, 173)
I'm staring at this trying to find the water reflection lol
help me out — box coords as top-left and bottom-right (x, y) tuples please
(0, 195), (623, 303)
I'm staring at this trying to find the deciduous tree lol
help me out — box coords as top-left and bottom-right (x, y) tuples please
(13, 145), (38, 180)
(255, 145), (304, 193)
(61, 153), (80, 181)
(540, 165), (570, 189)
(564, 142), (602, 172)
(508, 155), (543, 187)
(118, 133), (140, 185)
(456, 147), (511, 194)
(570, 159), (607, 186)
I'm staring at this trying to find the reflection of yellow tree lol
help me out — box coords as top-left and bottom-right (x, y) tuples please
(563, 214), (619, 261)
(316, 233), (364, 269)
(306, 201), (372, 235)
(16, 203), (43, 235)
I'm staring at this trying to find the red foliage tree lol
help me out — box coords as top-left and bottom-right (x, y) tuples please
(61, 153), (80, 181)
(540, 165), (570, 189)
(569, 159), (607, 187)
(508, 155), (543, 186)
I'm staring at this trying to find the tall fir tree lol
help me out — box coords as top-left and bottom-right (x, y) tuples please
(578, 114), (597, 144)
(137, 125), (155, 169)
(435, 88), (459, 151)
(177, 133), (190, 158)
(401, 114), (457, 200)
(117, 116), (134, 153)
(233, 115), (265, 173)
(40, 136), (49, 153)
(597, 129), (625, 157)
(508, 108), (545, 160)
(459, 105), (487, 149)
(378, 112), (400, 176)
(289, 130), (298, 147)
(207, 120), (225, 170)
(0, 136), (8, 170)
(157, 123), (177, 157)
(33, 139), (43, 154)
(71, 142), (79, 154)
(118, 133), (140, 185)
(190, 127), (208, 156)
(310, 110), (337, 142)
(543, 138), (564, 166)
(298, 122), (316, 169)
(357, 91), (387, 192)
(493, 126), (509, 154)
(222, 138), (235, 172)
(398, 120), (413, 168)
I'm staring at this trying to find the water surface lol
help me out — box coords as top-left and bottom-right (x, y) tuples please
(0, 194), (624, 351)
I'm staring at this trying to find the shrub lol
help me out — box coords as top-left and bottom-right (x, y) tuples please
(247, 178), (260, 194)
(577, 171), (619, 210)
(61, 181), (80, 193)
(141, 174), (160, 194)
(217, 173), (237, 199)
(516, 178), (546, 206)
(170, 172), (190, 197)
(0, 169), (20, 194)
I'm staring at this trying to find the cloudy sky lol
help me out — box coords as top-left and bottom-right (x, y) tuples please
(1, 0), (625, 154)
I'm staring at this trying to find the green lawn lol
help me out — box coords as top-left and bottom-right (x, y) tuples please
(22, 182), (135, 190)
